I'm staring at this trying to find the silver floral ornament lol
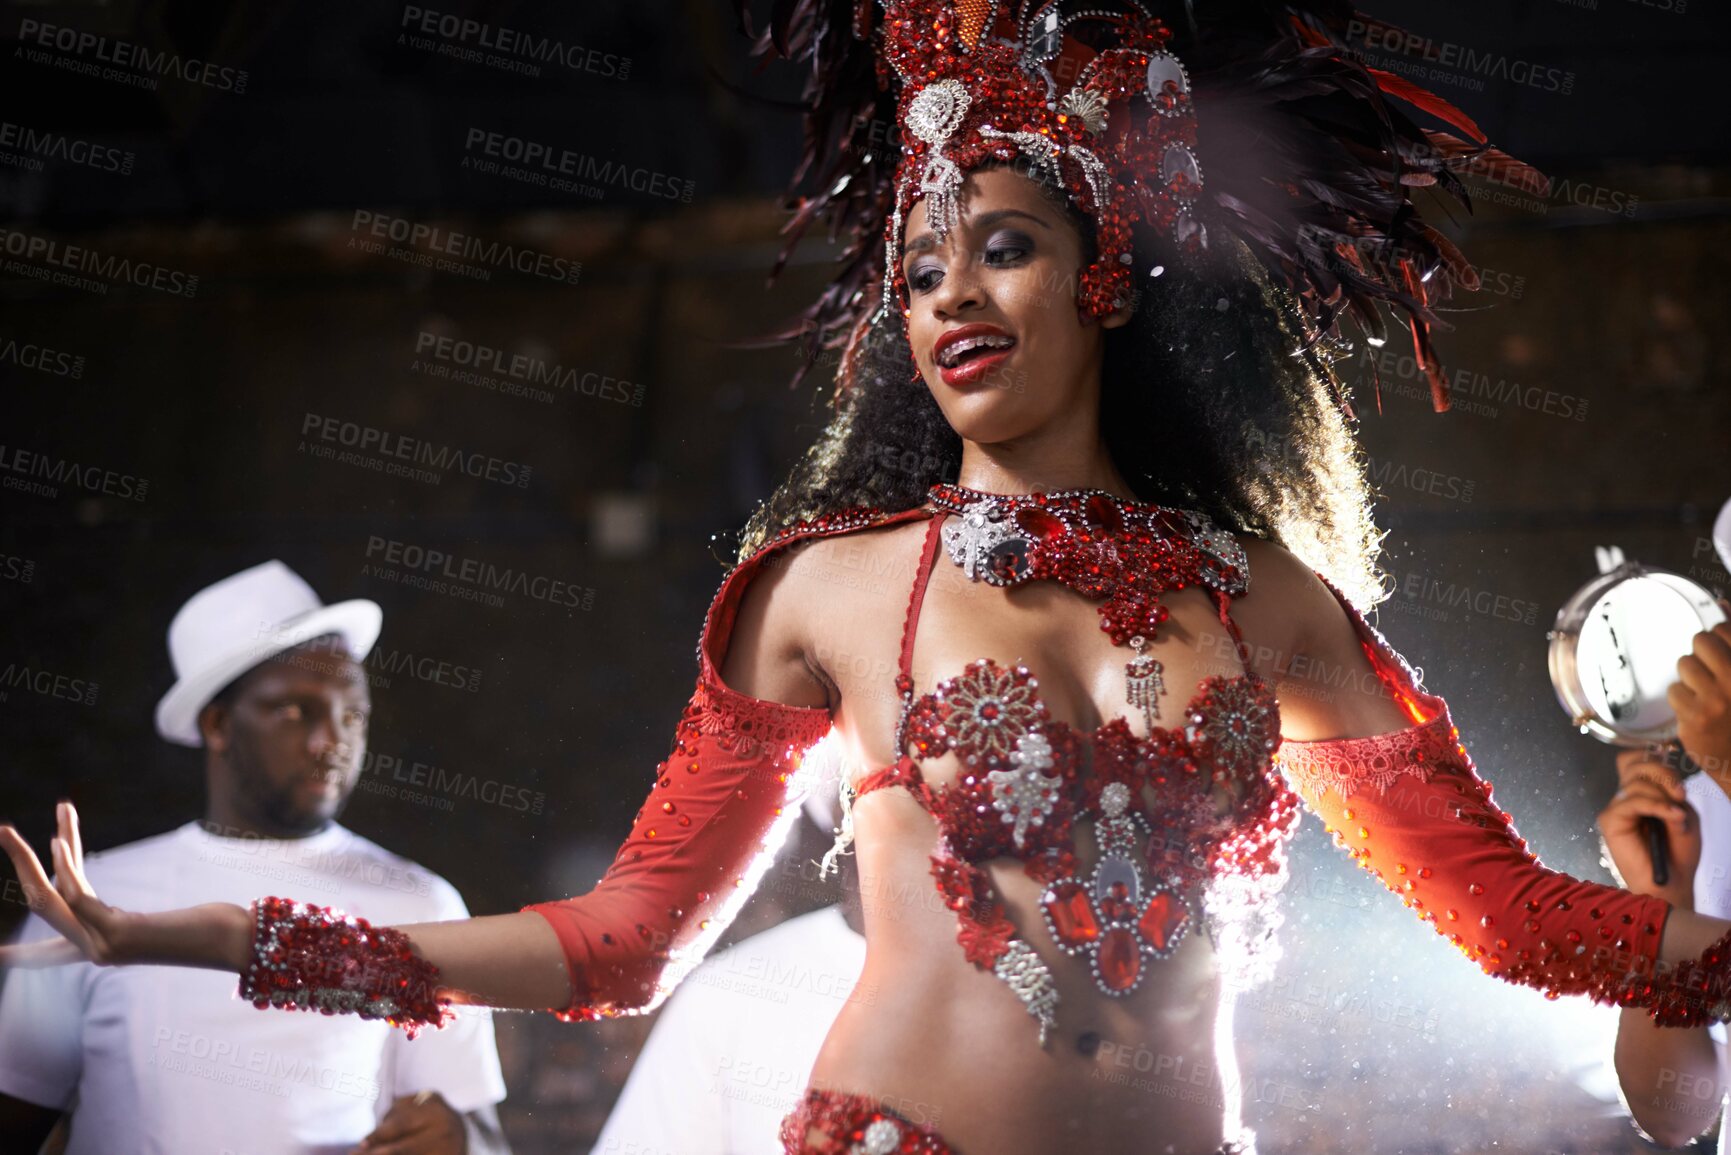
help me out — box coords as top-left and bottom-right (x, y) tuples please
(906, 78), (973, 237)
(1058, 86), (1109, 136)
(988, 728), (1062, 849)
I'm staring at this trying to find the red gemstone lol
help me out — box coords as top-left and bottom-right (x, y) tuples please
(1098, 928), (1142, 991)
(1084, 494), (1124, 534)
(1099, 880), (1135, 922)
(1137, 890), (1187, 951)
(1017, 507), (1065, 542)
(1042, 881), (1100, 946)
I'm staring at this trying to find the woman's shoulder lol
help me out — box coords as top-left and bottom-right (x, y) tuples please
(698, 504), (936, 712)
(721, 505), (936, 610)
(1225, 532), (1343, 669)
(735, 503), (936, 569)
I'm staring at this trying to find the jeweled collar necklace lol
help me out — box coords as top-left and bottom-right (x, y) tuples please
(923, 481), (1249, 646)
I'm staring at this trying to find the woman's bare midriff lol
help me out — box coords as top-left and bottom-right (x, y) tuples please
(783, 520), (1273, 1154)
(805, 792), (1242, 1155)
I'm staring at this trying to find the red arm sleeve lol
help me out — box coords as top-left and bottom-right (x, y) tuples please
(1276, 575), (1731, 1027)
(523, 547), (834, 1021)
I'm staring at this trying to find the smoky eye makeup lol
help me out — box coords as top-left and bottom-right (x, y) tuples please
(904, 255), (943, 292)
(984, 230), (1033, 261)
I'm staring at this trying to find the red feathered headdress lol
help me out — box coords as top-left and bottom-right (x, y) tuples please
(732, 0), (1546, 415)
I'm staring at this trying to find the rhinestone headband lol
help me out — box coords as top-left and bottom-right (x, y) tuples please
(879, 0), (1204, 322)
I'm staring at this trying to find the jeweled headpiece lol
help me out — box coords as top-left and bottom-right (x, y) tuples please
(878, 0), (1204, 322)
(734, 0), (1544, 414)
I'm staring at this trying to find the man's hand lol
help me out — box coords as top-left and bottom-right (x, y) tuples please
(353, 1090), (466, 1155)
(1673, 606), (1731, 784)
(1597, 748), (1700, 908)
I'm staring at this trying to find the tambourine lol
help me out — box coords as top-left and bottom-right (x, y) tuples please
(1549, 552), (1726, 745)
(1549, 546), (1727, 885)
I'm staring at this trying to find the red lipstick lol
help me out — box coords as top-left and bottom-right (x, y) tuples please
(933, 323), (1017, 388)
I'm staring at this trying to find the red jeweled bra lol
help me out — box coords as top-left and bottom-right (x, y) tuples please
(829, 484), (1301, 1045)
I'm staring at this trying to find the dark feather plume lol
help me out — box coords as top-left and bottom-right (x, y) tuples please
(729, 0), (1546, 413)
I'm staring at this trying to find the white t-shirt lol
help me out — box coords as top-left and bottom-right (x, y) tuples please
(0, 821), (506, 1155)
(1687, 770), (1731, 1152)
(591, 905), (868, 1155)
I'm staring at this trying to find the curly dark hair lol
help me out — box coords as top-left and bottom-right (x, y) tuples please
(736, 162), (1392, 611)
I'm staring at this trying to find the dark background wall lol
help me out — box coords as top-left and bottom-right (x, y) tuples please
(2, 1), (1729, 1152)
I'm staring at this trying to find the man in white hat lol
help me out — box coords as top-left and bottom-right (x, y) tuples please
(0, 560), (511, 1154)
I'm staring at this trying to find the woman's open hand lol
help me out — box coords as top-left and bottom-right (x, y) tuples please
(0, 800), (251, 973)
(0, 800), (121, 967)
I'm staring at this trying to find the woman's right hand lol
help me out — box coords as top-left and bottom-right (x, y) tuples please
(0, 800), (251, 972)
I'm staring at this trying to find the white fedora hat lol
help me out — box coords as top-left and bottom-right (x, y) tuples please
(155, 560), (382, 747)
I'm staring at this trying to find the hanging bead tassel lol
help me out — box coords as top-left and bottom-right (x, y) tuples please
(818, 775), (859, 880)
(1125, 634), (1165, 730)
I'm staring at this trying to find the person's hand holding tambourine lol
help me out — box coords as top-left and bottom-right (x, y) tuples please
(1673, 602), (1731, 789)
(1598, 748), (1700, 908)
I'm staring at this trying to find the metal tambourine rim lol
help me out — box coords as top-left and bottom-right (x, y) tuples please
(1548, 561), (1725, 747)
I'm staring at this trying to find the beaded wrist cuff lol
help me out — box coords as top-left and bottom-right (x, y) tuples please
(238, 896), (451, 1038)
(1640, 924), (1731, 1028)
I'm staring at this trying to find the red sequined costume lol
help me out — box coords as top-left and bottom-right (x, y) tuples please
(524, 486), (1731, 1041)
(781, 1087), (1256, 1155)
(824, 485), (1297, 1048)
